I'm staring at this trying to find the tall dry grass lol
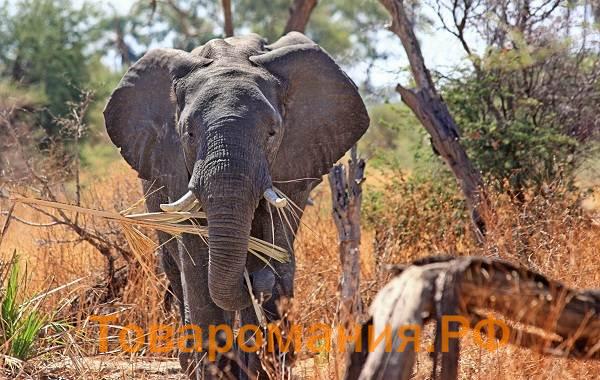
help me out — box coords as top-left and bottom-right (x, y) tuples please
(356, 172), (600, 379)
(1, 162), (599, 378)
(1, 163), (178, 364)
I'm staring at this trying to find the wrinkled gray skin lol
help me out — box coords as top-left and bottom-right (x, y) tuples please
(104, 32), (369, 378)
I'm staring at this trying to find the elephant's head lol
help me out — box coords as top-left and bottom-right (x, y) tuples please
(103, 32), (369, 311)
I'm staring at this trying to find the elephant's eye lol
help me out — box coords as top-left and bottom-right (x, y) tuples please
(268, 130), (276, 137)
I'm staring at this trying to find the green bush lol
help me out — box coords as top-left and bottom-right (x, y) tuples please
(0, 0), (101, 133)
(359, 103), (431, 171)
(441, 40), (598, 195)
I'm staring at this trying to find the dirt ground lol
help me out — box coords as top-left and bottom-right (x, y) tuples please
(6, 356), (184, 380)
(14, 356), (320, 379)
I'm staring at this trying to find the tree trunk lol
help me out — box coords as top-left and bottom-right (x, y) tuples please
(329, 146), (364, 330)
(115, 19), (132, 67)
(284, 0), (318, 34)
(379, 0), (488, 242)
(221, 0), (234, 37)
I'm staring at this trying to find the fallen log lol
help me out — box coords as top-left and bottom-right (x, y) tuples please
(345, 256), (600, 380)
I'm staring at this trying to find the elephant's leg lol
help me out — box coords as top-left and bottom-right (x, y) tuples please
(179, 235), (246, 379)
(259, 182), (314, 318)
(142, 181), (189, 368)
(143, 180), (185, 318)
(240, 267), (294, 377)
(158, 237), (185, 320)
(241, 184), (314, 375)
(160, 234), (196, 373)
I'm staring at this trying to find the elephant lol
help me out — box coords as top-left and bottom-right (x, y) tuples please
(103, 32), (369, 378)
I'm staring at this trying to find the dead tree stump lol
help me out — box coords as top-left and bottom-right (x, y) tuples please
(329, 146), (365, 328)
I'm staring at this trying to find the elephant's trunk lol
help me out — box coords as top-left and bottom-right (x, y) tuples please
(187, 124), (272, 311)
(203, 191), (255, 311)
(164, 178), (285, 311)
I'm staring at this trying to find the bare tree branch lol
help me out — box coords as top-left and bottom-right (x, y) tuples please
(0, 203), (15, 249)
(1, 92), (135, 296)
(284, 0), (318, 34)
(379, 0), (489, 241)
(0, 211), (60, 227)
(221, 0), (234, 37)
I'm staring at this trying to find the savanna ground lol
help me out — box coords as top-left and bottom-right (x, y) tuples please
(1, 152), (599, 379)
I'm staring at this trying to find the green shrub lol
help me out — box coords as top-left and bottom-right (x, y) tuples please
(0, 253), (68, 367)
(359, 103), (430, 171)
(442, 40), (598, 195)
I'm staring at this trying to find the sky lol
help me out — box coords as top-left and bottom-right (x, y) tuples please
(102, 0), (479, 91)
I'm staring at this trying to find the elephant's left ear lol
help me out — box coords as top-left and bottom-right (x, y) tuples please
(250, 42), (370, 182)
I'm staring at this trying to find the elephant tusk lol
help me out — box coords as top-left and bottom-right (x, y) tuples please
(264, 188), (287, 209)
(160, 190), (198, 212)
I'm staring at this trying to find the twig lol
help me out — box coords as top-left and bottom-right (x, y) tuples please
(0, 203), (15, 249)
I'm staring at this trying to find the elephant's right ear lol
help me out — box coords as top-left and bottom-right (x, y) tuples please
(103, 48), (211, 185)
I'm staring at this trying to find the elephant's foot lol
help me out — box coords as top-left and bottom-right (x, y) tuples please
(179, 337), (248, 379)
(183, 352), (246, 380)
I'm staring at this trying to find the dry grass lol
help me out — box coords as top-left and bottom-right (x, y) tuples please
(1, 162), (599, 379)
(359, 173), (600, 379)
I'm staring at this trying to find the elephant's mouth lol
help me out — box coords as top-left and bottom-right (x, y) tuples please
(159, 187), (287, 212)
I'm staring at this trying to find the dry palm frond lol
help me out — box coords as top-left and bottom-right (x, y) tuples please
(12, 196), (290, 264)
